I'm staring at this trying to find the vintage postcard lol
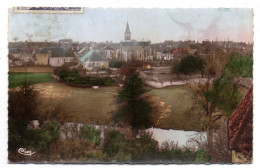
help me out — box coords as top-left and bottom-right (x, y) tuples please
(7, 6), (253, 164)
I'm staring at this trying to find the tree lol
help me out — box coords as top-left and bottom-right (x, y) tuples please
(224, 52), (253, 78)
(175, 56), (205, 78)
(109, 60), (123, 68)
(8, 85), (37, 123)
(113, 74), (152, 136)
(172, 61), (181, 80)
(206, 120), (231, 163)
(206, 50), (229, 78)
(119, 65), (135, 77)
(205, 52), (251, 116)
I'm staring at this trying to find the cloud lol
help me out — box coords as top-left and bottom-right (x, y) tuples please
(198, 18), (219, 41)
(167, 14), (194, 40)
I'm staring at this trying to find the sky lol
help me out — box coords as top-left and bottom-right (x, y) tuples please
(8, 8), (254, 43)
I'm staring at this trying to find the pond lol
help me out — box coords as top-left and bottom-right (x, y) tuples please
(146, 127), (206, 148)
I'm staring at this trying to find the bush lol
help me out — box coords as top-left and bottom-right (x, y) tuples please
(181, 150), (196, 163)
(59, 70), (79, 80)
(83, 151), (109, 163)
(89, 78), (115, 86)
(58, 70), (115, 86)
(131, 131), (159, 162)
(195, 150), (210, 163)
(81, 125), (101, 146)
(171, 149), (182, 162)
(23, 122), (60, 153)
(109, 60), (123, 68)
(8, 119), (28, 150)
(48, 138), (94, 161)
(8, 121), (60, 153)
(103, 130), (127, 157)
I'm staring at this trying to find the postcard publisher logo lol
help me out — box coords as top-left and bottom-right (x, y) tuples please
(18, 148), (35, 156)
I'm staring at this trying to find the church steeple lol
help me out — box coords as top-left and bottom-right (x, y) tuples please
(125, 22), (131, 41)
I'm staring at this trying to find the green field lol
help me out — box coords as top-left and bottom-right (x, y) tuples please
(9, 73), (53, 88)
(149, 86), (206, 131)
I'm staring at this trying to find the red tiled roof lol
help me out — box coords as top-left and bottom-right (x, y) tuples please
(228, 86), (253, 157)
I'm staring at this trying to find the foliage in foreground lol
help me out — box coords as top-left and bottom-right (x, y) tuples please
(9, 121), (211, 163)
(9, 120), (60, 153)
(81, 125), (101, 146)
(205, 52), (252, 115)
(8, 85), (37, 123)
(49, 138), (95, 161)
(205, 76), (242, 115)
(9, 85), (60, 152)
(85, 130), (211, 163)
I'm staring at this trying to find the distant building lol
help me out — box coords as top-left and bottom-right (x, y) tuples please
(120, 41), (152, 62)
(37, 47), (74, 67)
(35, 53), (49, 65)
(21, 46), (35, 57)
(125, 22), (131, 41)
(120, 22), (152, 62)
(79, 50), (108, 71)
(59, 39), (73, 49)
(103, 45), (114, 59)
(156, 51), (163, 60)
(9, 48), (22, 57)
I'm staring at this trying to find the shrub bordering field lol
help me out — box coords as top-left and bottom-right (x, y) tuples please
(58, 70), (115, 86)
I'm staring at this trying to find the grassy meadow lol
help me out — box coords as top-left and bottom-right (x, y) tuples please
(31, 82), (206, 131)
(9, 73), (53, 88)
(148, 86), (206, 131)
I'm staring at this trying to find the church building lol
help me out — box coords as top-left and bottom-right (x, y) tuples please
(120, 22), (153, 62)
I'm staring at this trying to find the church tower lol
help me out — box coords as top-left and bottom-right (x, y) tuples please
(125, 22), (131, 41)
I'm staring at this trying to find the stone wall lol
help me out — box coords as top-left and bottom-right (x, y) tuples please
(144, 78), (214, 88)
(139, 70), (204, 82)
